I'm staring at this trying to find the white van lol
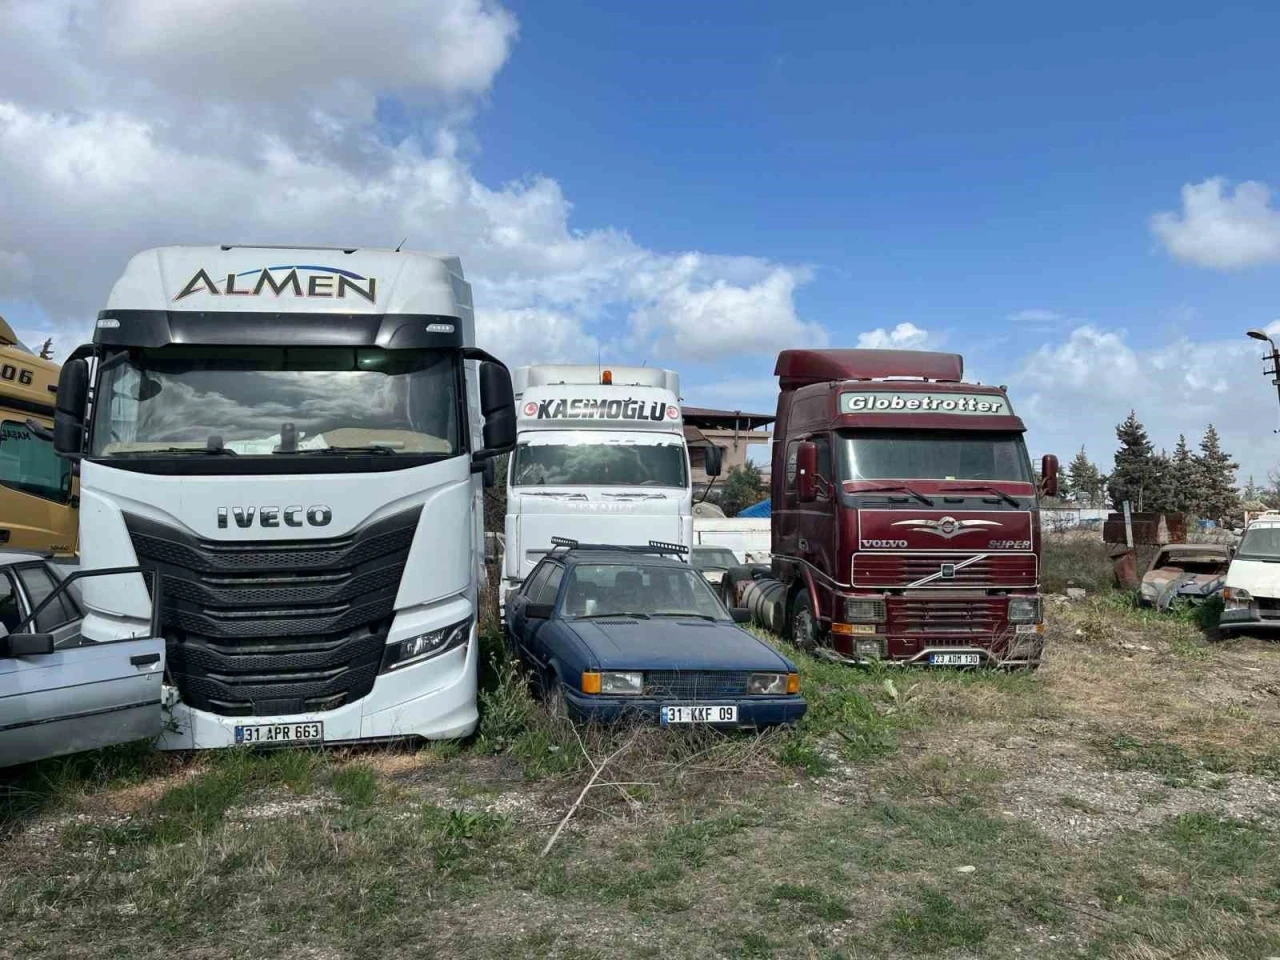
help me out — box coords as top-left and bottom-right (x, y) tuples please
(1220, 512), (1280, 633)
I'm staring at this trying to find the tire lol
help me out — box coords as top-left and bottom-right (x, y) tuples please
(788, 589), (819, 651)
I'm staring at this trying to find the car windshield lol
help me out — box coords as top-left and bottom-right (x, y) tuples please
(0, 419), (72, 503)
(1236, 526), (1280, 561)
(838, 430), (1033, 483)
(89, 346), (459, 457)
(561, 562), (729, 619)
(692, 547), (738, 570)
(511, 440), (687, 487)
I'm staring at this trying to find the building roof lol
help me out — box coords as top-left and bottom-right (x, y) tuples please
(682, 406), (775, 430)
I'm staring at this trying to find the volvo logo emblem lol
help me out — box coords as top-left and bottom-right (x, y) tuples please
(217, 505), (332, 529)
(890, 515), (1001, 540)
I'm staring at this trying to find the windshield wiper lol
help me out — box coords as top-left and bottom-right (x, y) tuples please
(852, 483), (934, 507)
(572, 611), (652, 620)
(112, 446), (237, 457)
(652, 612), (719, 620)
(941, 484), (1020, 508)
(281, 445), (399, 456)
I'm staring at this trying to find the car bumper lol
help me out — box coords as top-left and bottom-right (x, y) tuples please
(561, 689), (807, 728)
(1218, 608), (1280, 630)
(156, 626), (479, 750)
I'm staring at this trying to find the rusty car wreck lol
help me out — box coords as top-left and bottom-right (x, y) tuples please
(1138, 543), (1231, 610)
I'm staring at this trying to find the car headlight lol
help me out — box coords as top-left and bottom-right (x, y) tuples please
(844, 598), (886, 622)
(1223, 586), (1253, 609)
(381, 617), (471, 671)
(748, 672), (800, 695)
(594, 671), (644, 695)
(1008, 597), (1041, 624)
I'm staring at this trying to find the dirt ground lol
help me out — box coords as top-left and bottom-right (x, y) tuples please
(2, 592), (1279, 960)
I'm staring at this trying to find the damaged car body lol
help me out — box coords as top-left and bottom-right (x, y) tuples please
(1138, 543), (1230, 610)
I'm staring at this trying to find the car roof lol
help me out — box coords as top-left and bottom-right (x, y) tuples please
(1159, 543), (1230, 556)
(0, 549), (49, 566)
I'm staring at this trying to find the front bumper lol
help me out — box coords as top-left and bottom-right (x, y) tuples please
(1218, 607), (1280, 630)
(561, 688), (807, 728)
(156, 625), (479, 750)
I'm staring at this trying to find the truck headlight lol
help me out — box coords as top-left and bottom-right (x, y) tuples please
(1008, 598), (1041, 624)
(844, 598), (886, 622)
(382, 617), (471, 671)
(588, 671), (643, 695)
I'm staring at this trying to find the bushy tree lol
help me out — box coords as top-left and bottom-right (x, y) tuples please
(1191, 424), (1240, 522)
(1108, 410), (1157, 510)
(720, 462), (765, 517)
(1067, 446), (1105, 506)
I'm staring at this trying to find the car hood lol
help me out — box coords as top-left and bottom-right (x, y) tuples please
(564, 618), (792, 672)
(1226, 558), (1280, 599)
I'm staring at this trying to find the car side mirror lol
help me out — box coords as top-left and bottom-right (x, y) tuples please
(476, 360), (516, 461)
(796, 441), (818, 503)
(53, 357), (90, 459)
(731, 608), (752, 624)
(1040, 453), (1060, 499)
(1, 632), (55, 657)
(525, 603), (553, 620)
(704, 444), (723, 478)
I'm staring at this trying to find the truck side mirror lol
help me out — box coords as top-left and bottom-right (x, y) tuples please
(704, 444), (723, 478)
(482, 458), (497, 488)
(477, 360), (516, 459)
(1040, 453), (1060, 499)
(53, 357), (89, 459)
(796, 441), (818, 503)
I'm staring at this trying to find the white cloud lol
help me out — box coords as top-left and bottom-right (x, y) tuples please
(856, 322), (931, 349)
(1011, 321), (1280, 478)
(0, 1), (818, 367)
(475, 308), (598, 364)
(0, 250), (33, 295)
(1152, 177), (1280, 269)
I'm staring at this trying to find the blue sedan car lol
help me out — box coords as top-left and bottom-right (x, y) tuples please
(504, 540), (806, 728)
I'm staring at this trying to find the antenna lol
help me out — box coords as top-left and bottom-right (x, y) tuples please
(394, 237), (407, 252)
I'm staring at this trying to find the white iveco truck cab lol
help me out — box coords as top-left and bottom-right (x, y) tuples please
(51, 246), (515, 749)
(501, 364), (720, 605)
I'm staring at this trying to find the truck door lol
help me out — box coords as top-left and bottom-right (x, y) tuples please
(0, 567), (165, 768)
(796, 435), (837, 610)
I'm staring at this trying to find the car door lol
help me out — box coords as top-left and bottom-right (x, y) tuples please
(526, 562), (564, 668)
(509, 561), (552, 660)
(0, 567), (166, 768)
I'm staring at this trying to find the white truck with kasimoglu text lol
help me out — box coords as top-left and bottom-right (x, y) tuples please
(501, 365), (720, 608)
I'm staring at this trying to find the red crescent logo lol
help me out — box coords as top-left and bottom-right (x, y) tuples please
(523, 402), (538, 416)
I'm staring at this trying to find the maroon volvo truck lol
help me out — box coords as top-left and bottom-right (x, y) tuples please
(765, 348), (1058, 668)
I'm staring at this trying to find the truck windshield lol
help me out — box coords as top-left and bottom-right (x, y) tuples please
(1235, 526), (1280, 561)
(89, 346), (459, 458)
(511, 441), (687, 487)
(838, 430), (1032, 483)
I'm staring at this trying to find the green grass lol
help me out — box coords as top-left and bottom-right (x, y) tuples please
(331, 764), (380, 807)
(1097, 733), (1280, 785)
(1041, 535), (1115, 595)
(889, 888), (991, 953)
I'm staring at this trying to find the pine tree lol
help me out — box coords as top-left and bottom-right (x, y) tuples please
(1144, 451), (1177, 512)
(1067, 446), (1103, 506)
(1108, 410), (1156, 510)
(1167, 434), (1196, 513)
(1243, 475), (1261, 502)
(1193, 424), (1240, 522)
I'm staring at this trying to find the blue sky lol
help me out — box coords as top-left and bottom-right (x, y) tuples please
(3, 0), (1280, 477)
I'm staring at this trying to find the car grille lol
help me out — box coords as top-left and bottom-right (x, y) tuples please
(125, 507), (420, 717)
(853, 554), (1037, 588)
(644, 670), (752, 699)
(888, 598), (1009, 649)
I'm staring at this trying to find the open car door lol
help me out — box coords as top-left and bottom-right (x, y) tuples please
(0, 566), (164, 768)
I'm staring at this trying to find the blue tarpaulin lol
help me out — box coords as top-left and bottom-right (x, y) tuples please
(737, 498), (771, 518)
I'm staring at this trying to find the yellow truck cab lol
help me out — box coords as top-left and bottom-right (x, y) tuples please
(0, 317), (77, 555)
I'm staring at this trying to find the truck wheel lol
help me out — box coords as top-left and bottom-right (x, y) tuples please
(789, 590), (819, 651)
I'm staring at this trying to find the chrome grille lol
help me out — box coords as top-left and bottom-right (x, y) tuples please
(854, 554), (1036, 588)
